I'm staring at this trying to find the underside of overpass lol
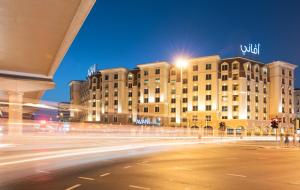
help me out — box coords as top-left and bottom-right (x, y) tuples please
(0, 0), (96, 134)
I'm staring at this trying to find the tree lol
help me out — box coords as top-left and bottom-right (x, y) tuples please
(219, 122), (226, 137)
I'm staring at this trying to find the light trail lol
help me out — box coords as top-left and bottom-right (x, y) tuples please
(0, 141), (202, 167)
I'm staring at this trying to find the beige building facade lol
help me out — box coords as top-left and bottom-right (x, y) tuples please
(70, 55), (297, 133)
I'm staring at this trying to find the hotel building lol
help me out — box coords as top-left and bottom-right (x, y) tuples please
(70, 55), (297, 133)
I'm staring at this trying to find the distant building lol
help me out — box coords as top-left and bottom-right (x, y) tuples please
(58, 102), (71, 122)
(294, 88), (300, 118)
(69, 55), (297, 134)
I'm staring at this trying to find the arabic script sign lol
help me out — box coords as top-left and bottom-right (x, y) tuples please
(136, 119), (151, 125)
(87, 64), (97, 77)
(240, 43), (260, 55)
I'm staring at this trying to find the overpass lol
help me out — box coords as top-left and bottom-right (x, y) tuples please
(0, 0), (96, 134)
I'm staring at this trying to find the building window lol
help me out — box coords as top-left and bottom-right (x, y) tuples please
(183, 107), (187, 112)
(114, 74), (118, 79)
(282, 69), (285, 75)
(144, 70), (149, 76)
(128, 92), (132, 97)
(114, 91), (118, 96)
(182, 88), (188, 94)
(206, 64), (211, 70)
(255, 96), (259, 103)
(233, 105), (239, 112)
(128, 101), (132, 105)
(222, 75), (228, 81)
(193, 75), (198, 81)
(144, 89), (148, 94)
(247, 105), (250, 112)
(193, 96), (198, 101)
(206, 105), (211, 111)
(222, 116), (228, 119)
(193, 106), (198, 111)
(155, 68), (160, 74)
(114, 116), (118, 122)
(144, 98), (149, 103)
(222, 85), (228, 91)
(114, 83), (118, 88)
(171, 88), (176, 94)
(155, 78), (160, 83)
(183, 78), (188, 84)
(247, 85), (251, 91)
(171, 108), (176, 113)
(255, 86), (259, 92)
(155, 87), (160, 93)
(233, 115), (239, 119)
(155, 106), (160, 112)
(105, 75), (109, 80)
(144, 107), (148, 112)
(183, 98), (188, 103)
(155, 97), (160, 102)
(206, 84), (211, 91)
(233, 74), (238, 80)
(193, 65), (198, 71)
(247, 75), (251, 81)
(206, 95), (211, 101)
(221, 64), (228, 71)
(171, 117), (176, 122)
(171, 70), (176, 75)
(114, 100), (118, 105)
(222, 96), (227, 102)
(222, 106), (228, 112)
(171, 98), (176, 103)
(206, 74), (211, 80)
(233, 84), (238, 91)
(233, 63), (238, 70)
(193, 85), (198, 91)
(206, 115), (212, 121)
(92, 102), (96, 107)
(233, 95), (238, 101)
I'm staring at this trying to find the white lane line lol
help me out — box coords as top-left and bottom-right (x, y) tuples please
(227, 173), (247, 178)
(124, 165), (132, 169)
(37, 170), (50, 174)
(66, 184), (81, 190)
(129, 185), (151, 190)
(100, 172), (111, 177)
(78, 176), (95, 181)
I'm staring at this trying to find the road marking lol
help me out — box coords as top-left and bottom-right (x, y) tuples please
(100, 172), (111, 177)
(37, 170), (50, 174)
(78, 176), (95, 181)
(129, 185), (151, 190)
(66, 184), (81, 190)
(124, 165), (132, 169)
(227, 173), (247, 178)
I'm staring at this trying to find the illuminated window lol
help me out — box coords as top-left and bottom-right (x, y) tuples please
(206, 64), (211, 70)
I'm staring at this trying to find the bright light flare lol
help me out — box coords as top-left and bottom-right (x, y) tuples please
(174, 56), (189, 68)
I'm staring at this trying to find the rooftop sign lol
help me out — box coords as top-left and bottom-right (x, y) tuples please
(240, 43), (260, 56)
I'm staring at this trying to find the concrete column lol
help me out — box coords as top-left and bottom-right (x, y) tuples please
(8, 92), (24, 135)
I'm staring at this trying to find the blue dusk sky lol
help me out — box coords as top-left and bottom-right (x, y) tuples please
(43, 0), (300, 102)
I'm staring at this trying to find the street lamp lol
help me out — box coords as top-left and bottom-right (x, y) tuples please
(175, 57), (188, 128)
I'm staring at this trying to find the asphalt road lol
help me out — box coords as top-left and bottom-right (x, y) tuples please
(3, 141), (300, 190)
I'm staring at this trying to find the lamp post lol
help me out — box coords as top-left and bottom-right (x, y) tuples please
(175, 57), (188, 128)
